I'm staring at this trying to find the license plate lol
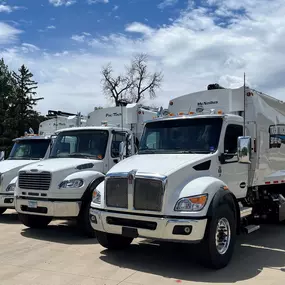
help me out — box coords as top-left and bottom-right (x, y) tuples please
(122, 227), (138, 238)
(28, 201), (37, 208)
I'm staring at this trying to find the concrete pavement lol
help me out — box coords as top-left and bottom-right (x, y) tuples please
(0, 210), (284, 285)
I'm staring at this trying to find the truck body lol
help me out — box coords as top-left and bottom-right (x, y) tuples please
(90, 85), (285, 268)
(38, 110), (87, 136)
(14, 103), (157, 237)
(0, 135), (51, 214)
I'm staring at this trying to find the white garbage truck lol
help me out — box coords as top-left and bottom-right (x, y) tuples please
(0, 134), (52, 214)
(14, 103), (157, 237)
(90, 83), (285, 269)
(0, 110), (84, 214)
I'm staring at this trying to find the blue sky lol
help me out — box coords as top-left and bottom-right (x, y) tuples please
(1, 0), (285, 115)
(1, 0), (188, 52)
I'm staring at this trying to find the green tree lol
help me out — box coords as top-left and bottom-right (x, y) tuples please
(0, 58), (15, 152)
(11, 65), (43, 136)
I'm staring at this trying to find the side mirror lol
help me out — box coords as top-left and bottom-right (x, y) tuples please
(119, 141), (126, 160)
(237, 136), (251, 164)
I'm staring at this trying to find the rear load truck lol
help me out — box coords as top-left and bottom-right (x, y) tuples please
(0, 135), (51, 214)
(90, 84), (285, 269)
(14, 103), (157, 237)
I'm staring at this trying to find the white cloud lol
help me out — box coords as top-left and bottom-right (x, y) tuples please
(71, 34), (85, 43)
(87, 0), (109, 4)
(158, 0), (178, 10)
(21, 43), (40, 53)
(0, 4), (23, 13)
(3, 0), (285, 115)
(47, 25), (56, 29)
(0, 4), (12, 12)
(49, 0), (76, 7)
(71, 33), (92, 43)
(125, 22), (154, 36)
(0, 22), (22, 44)
(113, 5), (119, 11)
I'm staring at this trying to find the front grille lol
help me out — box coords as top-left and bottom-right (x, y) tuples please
(18, 171), (51, 191)
(134, 178), (164, 211)
(106, 177), (128, 208)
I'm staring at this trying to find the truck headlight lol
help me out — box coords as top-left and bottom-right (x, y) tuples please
(92, 189), (101, 204)
(6, 183), (16, 192)
(174, 194), (208, 211)
(59, 179), (84, 189)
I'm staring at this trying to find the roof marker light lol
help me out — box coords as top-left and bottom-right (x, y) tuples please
(169, 113), (174, 116)
(217, 110), (223, 114)
(188, 111), (195, 115)
(178, 112), (184, 115)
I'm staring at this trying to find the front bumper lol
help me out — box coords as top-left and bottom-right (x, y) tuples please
(0, 193), (15, 208)
(15, 197), (81, 217)
(89, 208), (208, 242)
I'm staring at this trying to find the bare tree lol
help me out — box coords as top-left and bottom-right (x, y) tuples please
(101, 63), (133, 106)
(100, 54), (163, 106)
(128, 53), (163, 103)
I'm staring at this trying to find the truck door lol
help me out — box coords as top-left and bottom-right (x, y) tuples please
(108, 131), (128, 169)
(219, 123), (249, 199)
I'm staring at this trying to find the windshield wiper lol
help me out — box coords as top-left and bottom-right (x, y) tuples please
(138, 149), (156, 154)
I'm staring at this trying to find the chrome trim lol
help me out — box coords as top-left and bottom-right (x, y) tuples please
(104, 170), (168, 213)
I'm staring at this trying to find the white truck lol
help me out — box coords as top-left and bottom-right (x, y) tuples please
(0, 134), (52, 214)
(0, 111), (84, 214)
(14, 103), (157, 237)
(90, 84), (285, 269)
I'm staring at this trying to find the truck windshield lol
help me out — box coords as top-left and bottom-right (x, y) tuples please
(8, 139), (51, 160)
(139, 118), (223, 154)
(49, 130), (109, 159)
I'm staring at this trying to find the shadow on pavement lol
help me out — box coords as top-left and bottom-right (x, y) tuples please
(20, 220), (98, 245)
(99, 224), (285, 283)
(0, 211), (21, 224)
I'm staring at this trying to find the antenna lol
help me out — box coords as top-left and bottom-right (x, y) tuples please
(243, 72), (246, 136)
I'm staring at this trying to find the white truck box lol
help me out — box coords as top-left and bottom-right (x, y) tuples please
(90, 85), (285, 269)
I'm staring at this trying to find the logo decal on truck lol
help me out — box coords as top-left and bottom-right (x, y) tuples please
(197, 101), (218, 106)
(269, 124), (285, 149)
(106, 113), (122, 117)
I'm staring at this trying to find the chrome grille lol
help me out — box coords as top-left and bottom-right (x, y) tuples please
(18, 171), (51, 191)
(106, 177), (128, 208)
(134, 178), (164, 211)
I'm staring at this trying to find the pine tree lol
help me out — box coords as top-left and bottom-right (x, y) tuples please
(11, 65), (43, 136)
(0, 58), (15, 151)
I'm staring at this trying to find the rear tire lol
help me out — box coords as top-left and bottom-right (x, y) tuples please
(18, 213), (52, 228)
(199, 204), (236, 269)
(95, 230), (133, 250)
(0, 208), (7, 215)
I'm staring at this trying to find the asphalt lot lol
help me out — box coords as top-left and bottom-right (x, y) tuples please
(0, 210), (284, 285)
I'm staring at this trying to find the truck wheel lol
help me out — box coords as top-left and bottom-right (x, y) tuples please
(95, 230), (133, 250)
(0, 208), (7, 215)
(77, 200), (96, 238)
(18, 213), (52, 228)
(199, 204), (236, 269)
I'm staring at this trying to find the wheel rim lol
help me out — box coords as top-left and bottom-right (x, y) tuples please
(215, 217), (231, 255)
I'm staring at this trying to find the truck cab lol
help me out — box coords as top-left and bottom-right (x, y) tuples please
(14, 103), (158, 237)
(0, 135), (51, 214)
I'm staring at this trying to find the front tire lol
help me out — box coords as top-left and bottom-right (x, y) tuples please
(0, 208), (7, 215)
(77, 200), (96, 238)
(199, 204), (236, 269)
(18, 213), (52, 228)
(95, 230), (133, 250)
